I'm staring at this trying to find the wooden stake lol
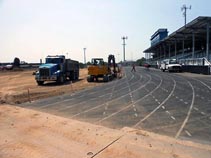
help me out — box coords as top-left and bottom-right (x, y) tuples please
(27, 88), (31, 103)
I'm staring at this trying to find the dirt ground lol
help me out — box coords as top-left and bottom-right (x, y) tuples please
(0, 69), (211, 158)
(1, 105), (211, 158)
(0, 68), (99, 104)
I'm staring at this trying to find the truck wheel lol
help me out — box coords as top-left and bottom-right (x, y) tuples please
(162, 69), (165, 72)
(75, 73), (79, 80)
(103, 76), (109, 82)
(87, 76), (91, 82)
(37, 81), (44, 85)
(58, 75), (64, 84)
(87, 76), (94, 82)
(95, 77), (98, 82)
(109, 75), (113, 81)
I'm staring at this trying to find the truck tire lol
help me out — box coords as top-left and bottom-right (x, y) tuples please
(37, 81), (44, 85)
(75, 73), (79, 80)
(109, 75), (113, 81)
(95, 77), (98, 82)
(75, 72), (79, 80)
(103, 75), (109, 82)
(87, 76), (94, 82)
(57, 75), (64, 84)
(69, 71), (74, 81)
(87, 76), (90, 82)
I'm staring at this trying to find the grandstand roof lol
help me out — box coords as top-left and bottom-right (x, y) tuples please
(150, 28), (168, 40)
(144, 16), (211, 53)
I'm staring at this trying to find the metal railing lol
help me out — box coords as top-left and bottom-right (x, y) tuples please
(179, 58), (211, 66)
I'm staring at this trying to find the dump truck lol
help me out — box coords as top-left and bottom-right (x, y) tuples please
(87, 54), (117, 82)
(35, 55), (79, 85)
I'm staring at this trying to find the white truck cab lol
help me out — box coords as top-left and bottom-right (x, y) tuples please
(160, 59), (182, 72)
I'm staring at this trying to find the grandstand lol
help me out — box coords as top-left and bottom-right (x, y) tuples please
(144, 16), (211, 75)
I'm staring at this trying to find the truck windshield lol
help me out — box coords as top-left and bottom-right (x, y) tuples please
(169, 59), (177, 64)
(92, 59), (104, 65)
(46, 58), (62, 64)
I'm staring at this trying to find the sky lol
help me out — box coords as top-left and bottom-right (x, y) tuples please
(0, 0), (211, 63)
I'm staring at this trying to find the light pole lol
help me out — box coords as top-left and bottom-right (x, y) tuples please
(117, 53), (120, 63)
(83, 48), (86, 67)
(181, 4), (191, 26)
(122, 36), (128, 62)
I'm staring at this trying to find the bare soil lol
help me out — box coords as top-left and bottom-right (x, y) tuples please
(0, 105), (211, 158)
(0, 68), (99, 104)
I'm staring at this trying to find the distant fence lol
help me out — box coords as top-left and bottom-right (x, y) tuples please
(181, 65), (211, 75)
(147, 58), (211, 75)
(179, 58), (211, 75)
(20, 63), (40, 69)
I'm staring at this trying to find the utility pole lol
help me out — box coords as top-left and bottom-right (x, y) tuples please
(121, 36), (128, 62)
(181, 4), (191, 26)
(83, 48), (86, 66)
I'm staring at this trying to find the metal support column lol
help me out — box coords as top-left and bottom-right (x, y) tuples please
(164, 45), (166, 59)
(192, 32), (195, 58)
(206, 23), (210, 60)
(175, 40), (177, 59)
(160, 47), (162, 60)
(182, 37), (185, 58)
(157, 49), (159, 61)
(168, 44), (171, 58)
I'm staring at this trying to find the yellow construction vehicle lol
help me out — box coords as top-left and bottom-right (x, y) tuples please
(87, 54), (117, 82)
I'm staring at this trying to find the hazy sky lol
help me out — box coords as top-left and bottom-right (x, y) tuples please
(1, 0), (211, 63)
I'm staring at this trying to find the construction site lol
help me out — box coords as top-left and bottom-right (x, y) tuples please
(1, 61), (211, 158)
(1, 1), (211, 158)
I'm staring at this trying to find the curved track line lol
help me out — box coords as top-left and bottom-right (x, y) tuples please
(114, 72), (143, 93)
(58, 73), (143, 112)
(95, 74), (163, 123)
(31, 69), (140, 109)
(24, 67), (136, 108)
(175, 80), (195, 139)
(54, 73), (144, 112)
(70, 73), (151, 118)
(192, 78), (211, 90)
(32, 78), (121, 109)
(133, 76), (176, 127)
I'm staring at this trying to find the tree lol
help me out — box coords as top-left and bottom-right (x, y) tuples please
(86, 61), (91, 65)
(13, 57), (20, 67)
(79, 62), (85, 68)
(136, 57), (146, 66)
